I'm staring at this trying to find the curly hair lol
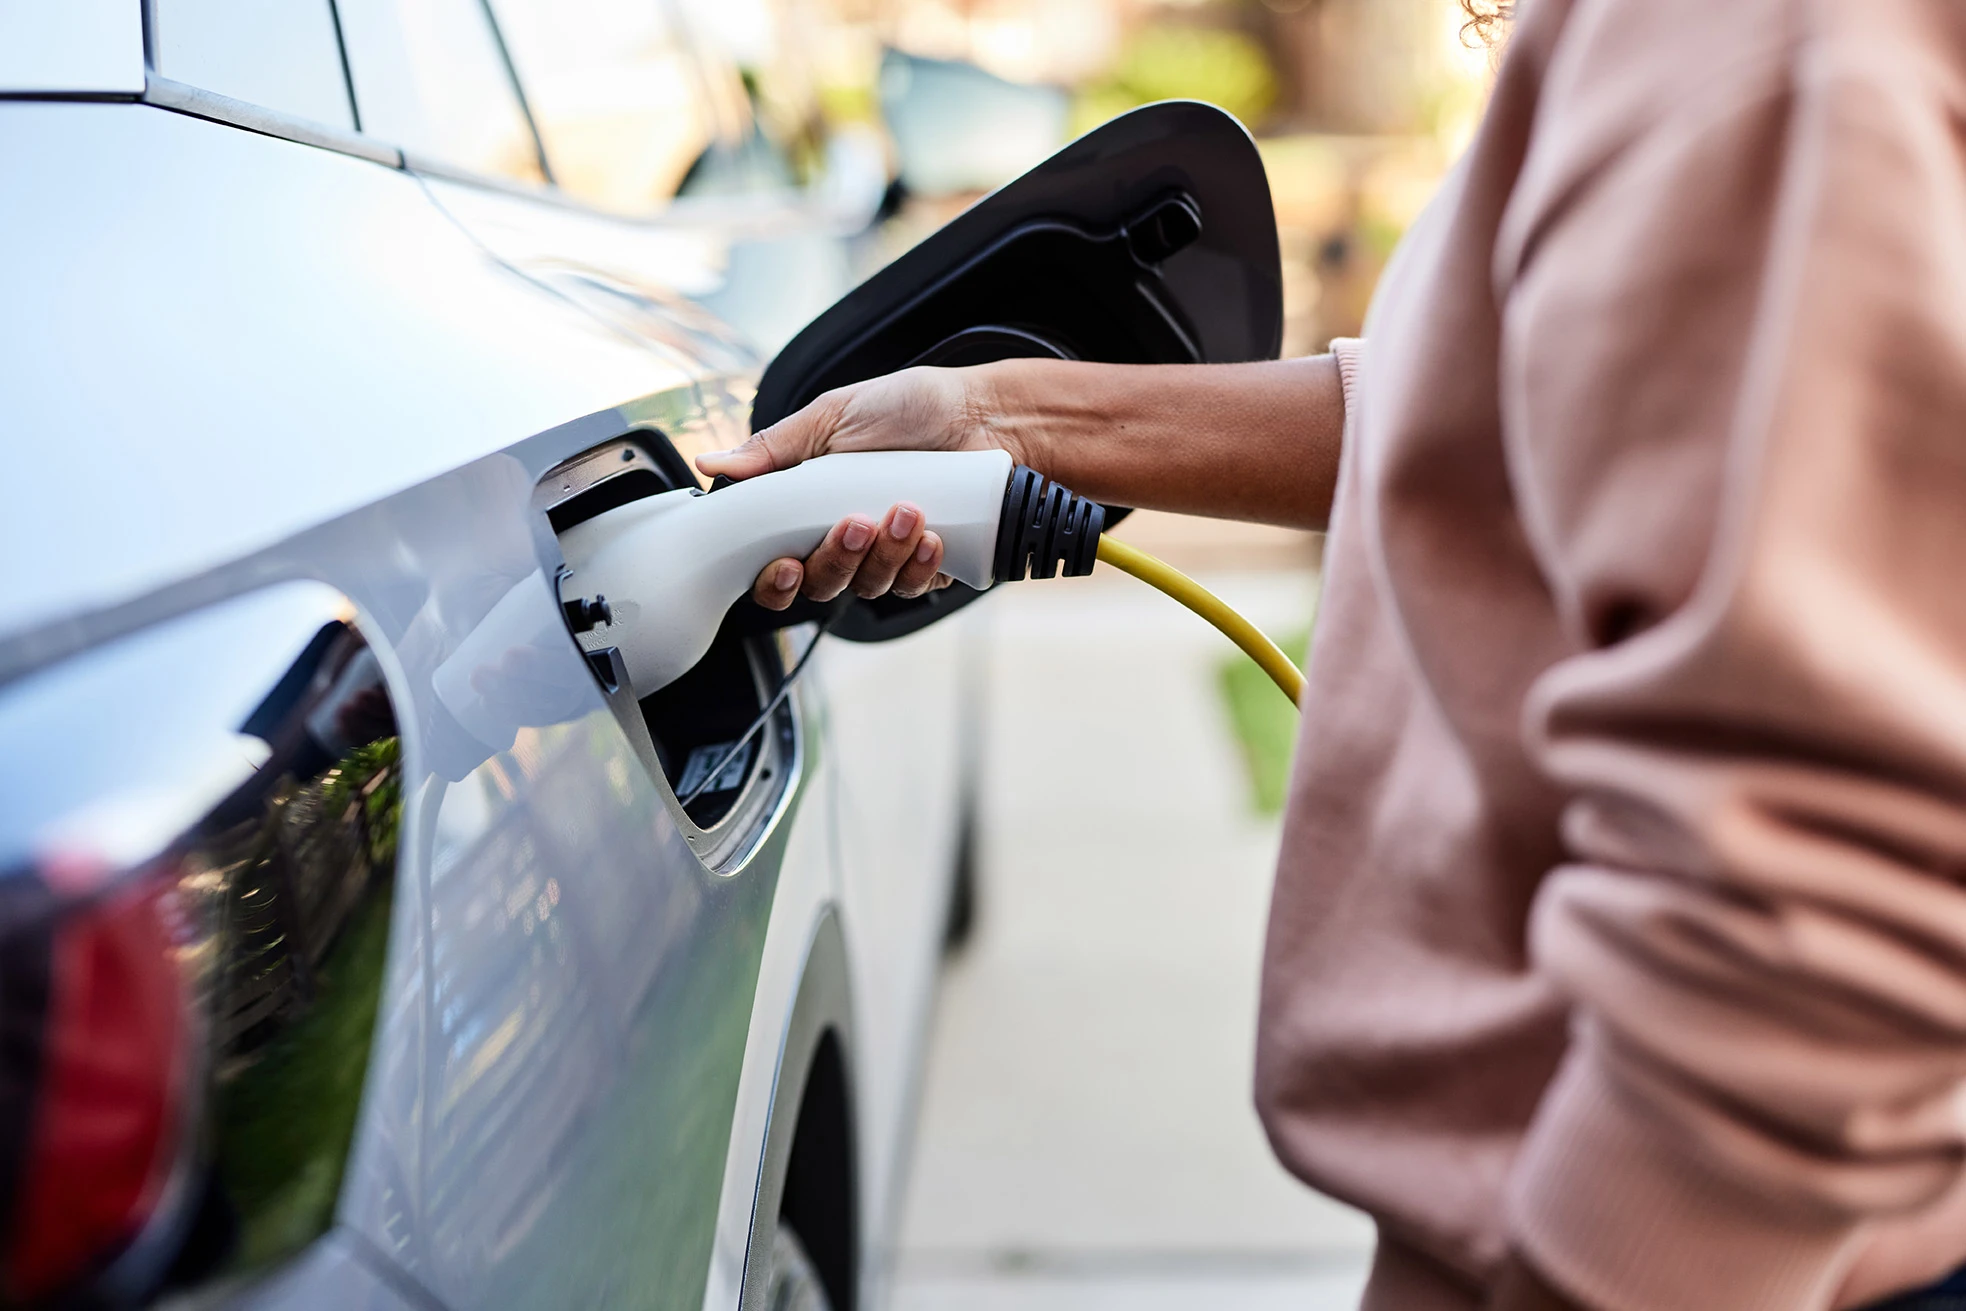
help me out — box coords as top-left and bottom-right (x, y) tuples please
(1460, 0), (1512, 47)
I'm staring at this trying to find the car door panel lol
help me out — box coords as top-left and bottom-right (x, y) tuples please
(8, 403), (820, 1310)
(2, 97), (831, 1310)
(229, 1231), (431, 1311)
(405, 178), (898, 1309)
(295, 421), (814, 1311)
(815, 619), (970, 1294)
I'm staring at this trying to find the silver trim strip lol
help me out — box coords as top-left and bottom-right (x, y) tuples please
(142, 74), (400, 166)
(12, 87), (841, 240)
(400, 150), (557, 204)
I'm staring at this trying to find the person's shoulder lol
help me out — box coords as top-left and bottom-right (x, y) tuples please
(1496, 0), (1799, 261)
(1535, 0), (1798, 140)
(1539, 0), (1966, 129)
(1513, 0), (1966, 222)
(1493, 0), (1798, 294)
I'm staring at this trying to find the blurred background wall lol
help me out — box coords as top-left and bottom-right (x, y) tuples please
(497, 0), (1493, 356)
(785, 0), (1494, 354)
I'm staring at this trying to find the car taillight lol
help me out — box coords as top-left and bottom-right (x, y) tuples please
(1, 860), (192, 1302)
(0, 583), (404, 1307)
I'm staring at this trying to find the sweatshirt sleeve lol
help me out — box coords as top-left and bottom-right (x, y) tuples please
(1496, 21), (1966, 1311)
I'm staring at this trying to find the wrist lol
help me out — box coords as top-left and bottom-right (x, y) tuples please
(961, 359), (1056, 476)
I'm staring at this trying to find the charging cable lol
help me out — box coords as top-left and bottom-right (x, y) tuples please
(992, 465), (1304, 705)
(677, 611), (839, 809)
(1095, 537), (1304, 703)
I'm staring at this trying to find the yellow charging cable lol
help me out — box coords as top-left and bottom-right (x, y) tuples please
(1094, 536), (1304, 705)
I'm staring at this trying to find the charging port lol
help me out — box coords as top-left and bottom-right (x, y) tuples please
(535, 436), (797, 847)
(642, 614), (782, 826)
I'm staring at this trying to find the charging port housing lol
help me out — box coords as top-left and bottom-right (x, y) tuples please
(535, 436), (799, 861)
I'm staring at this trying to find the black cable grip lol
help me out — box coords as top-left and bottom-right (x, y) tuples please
(992, 465), (1105, 583)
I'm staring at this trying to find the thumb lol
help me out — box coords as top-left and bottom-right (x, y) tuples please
(696, 394), (839, 481)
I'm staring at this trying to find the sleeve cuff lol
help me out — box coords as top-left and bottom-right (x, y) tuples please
(1330, 337), (1365, 426)
(1507, 1053), (1865, 1311)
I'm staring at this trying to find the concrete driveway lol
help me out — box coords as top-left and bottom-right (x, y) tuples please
(888, 520), (1375, 1309)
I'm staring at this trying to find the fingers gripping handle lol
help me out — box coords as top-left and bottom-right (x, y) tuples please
(559, 450), (1019, 692)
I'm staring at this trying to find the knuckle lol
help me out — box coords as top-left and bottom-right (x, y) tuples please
(756, 434), (795, 473)
(851, 569), (898, 600)
(892, 556), (937, 596)
(799, 557), (851, 599)
(869, 537), (912, 570)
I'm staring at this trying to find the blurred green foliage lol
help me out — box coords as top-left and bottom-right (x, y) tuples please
(322, 736), (402, 869)
(1218, 631), (1309, 815)
(1074, 24), (1279, 135)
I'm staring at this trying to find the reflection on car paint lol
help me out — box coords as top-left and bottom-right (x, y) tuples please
(430, 571), (592, 760)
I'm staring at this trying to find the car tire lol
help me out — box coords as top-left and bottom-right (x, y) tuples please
(764, 1221), (832, 1311)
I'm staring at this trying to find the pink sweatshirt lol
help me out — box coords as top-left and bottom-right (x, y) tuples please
(1255, 1), (1966, 1308)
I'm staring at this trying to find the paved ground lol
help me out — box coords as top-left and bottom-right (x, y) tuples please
(888, 535), (1375, 1310)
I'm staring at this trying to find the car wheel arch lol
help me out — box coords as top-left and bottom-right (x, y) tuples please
(741, 905), (858, 1311)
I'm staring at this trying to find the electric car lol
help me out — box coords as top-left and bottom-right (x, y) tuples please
(0, 5), (1280, 1310)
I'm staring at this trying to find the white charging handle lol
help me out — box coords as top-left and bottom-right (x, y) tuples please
(557, 449), (1015, 693)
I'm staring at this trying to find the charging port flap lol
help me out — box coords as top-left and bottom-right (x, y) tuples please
(750, 102), (1281, 644)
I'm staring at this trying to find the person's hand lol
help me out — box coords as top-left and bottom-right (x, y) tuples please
(696, 366), (1035, 611)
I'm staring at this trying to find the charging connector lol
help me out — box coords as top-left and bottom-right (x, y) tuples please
(993, 466), (1105, 583)
(558, 448), (1302, 709)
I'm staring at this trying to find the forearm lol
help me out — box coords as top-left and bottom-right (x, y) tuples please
(974, 355), (1346, 531)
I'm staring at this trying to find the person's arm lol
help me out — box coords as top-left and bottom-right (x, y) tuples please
(954, 355), (1344, 528)
(695, 354), (1346, 609)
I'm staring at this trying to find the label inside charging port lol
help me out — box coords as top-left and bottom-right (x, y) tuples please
(678, 740), (753, 798)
